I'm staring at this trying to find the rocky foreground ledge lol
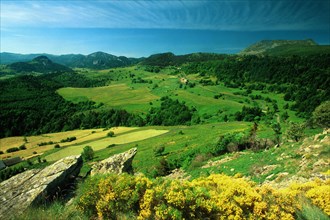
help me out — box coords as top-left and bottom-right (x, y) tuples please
(91, 147), (137, 175)
(0, 155), (82, 219)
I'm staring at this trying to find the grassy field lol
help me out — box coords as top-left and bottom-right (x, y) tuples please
(80, 122), (253, 176)
(57, 83), (159, 113)
(45, 129), (168, 161)
(58, 66), (300, 123)
(0, 127), (137, 160)
(0, 121), (253, 172)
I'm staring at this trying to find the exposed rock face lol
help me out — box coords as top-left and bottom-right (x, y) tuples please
(0, 155), (82, 219)
(91, 148), (137, 175)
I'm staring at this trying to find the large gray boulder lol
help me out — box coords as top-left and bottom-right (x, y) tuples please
(91, 148), (137, 175)
(0, 155), (82, 219)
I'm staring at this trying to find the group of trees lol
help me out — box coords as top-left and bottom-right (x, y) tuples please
(145, 96), (199, 126)
(234, 106), (264, 122)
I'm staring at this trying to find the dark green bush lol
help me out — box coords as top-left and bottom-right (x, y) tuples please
(107, 131), (115, 137)
(153, 145), (165, 157)
(6, 147), (19, 153)
(61, 137), (76, 143)
(19, 144), (27, 150)
(82, 146), (94, 161)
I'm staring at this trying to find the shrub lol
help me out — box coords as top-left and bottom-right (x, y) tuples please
(107, 131), (115, 137)
(6, 147), (19, 153)
(153, 158), (171, 177)
(38, 141), (55, 146)
(82, 146), (94, 161)
(312, 101), (330, 128)
(60, 137), (76, 143)
(54, 144), (61, 148)
(19, 144), (27, 150)
(212, 132), (247, 156)
(153, 145), (165, 157)
(0, 151), (4, 154)
(77, 174), (330, 219)
(286, 122), (305, 142)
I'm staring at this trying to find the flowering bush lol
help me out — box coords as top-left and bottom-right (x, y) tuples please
(76, 174), (330, 219)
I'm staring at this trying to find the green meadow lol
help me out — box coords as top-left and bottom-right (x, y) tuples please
(58, 66), (300, 123)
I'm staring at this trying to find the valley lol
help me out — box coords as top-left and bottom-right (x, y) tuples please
(0, 40), (329, 219)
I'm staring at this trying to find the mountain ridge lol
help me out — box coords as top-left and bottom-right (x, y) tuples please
(7, 56), (74, 74)
(239, 39), (330, 56)
(0, 52), (142, 69)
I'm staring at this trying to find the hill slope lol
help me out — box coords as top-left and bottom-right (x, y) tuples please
(239, 39), (330, 56)
(7, 56), (73, 74)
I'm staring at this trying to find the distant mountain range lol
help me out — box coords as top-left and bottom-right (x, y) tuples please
(7, 56), (74, 74)
(239, 39), (330, 56)
(1, 39), (329, 71)
(0, 51), (143, 69)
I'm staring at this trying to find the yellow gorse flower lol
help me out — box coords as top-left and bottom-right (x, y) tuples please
(76, 173), (330, 219)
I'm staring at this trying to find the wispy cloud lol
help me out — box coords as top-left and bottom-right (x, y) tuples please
(1, 0), (329, 31)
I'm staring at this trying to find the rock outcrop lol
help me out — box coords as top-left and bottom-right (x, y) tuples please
(0, 155), (82, 219)
(91, 148), (137, 175)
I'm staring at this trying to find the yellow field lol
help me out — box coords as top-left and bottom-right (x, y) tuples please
(0, 127), (137, 160)
(45, 129), (168, 161)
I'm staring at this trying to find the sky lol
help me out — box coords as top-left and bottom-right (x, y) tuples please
(1, 0), (329, 57)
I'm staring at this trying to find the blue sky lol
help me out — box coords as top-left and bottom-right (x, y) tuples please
(1, 0), (329, 57)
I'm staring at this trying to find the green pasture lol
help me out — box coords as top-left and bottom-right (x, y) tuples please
(59, 66), (303, 124)
(85, 122), (253, 176)
(57, 83), (159, 113)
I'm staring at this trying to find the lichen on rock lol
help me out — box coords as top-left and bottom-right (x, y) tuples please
(91, 148), (137, 176)
(0, 155), (82, 219)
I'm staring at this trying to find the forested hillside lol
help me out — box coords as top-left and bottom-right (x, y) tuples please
(143, 53), (330, 116)
(0, 73), (143, 137)
(6, 56), (74, 74)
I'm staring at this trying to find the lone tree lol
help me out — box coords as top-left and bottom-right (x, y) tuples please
(272, 122), (282, 146)
(312, 101), (330, 128)
(286, 122), (305, 142)
(82, 146), (94, 161)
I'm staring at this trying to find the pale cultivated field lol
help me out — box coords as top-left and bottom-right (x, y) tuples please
(45, 129), (168, 161)
(0, 127), (137, 160)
